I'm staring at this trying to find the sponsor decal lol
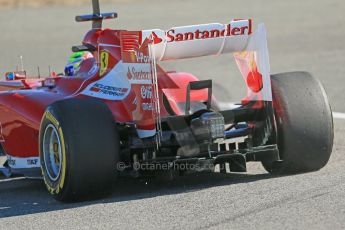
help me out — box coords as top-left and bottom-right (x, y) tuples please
(27, 159), (39, 166)
(81, 61), (131, 101)
(8, 157), (16, 166)
(141, 86), (153, 99)
(142, 102), (155, 111)
(141, 20), (255, 61)
(6, 156), (40, 169)
(135, 51), (152, 63)
(127, 66), (152, 83)
(166, 22), (252, 43)
(145, 20), (252, 45)
(90, 83), (129, 97)
(151, 32), (163, 44)
(120, 31), (157, 138)
(234, 51), (263, 93)
(99, 51), (109, 76)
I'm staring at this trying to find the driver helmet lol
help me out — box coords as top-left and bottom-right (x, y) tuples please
(64, 51), (94, 76)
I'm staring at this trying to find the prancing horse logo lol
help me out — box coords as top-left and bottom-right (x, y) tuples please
(99, 51), (109, 76)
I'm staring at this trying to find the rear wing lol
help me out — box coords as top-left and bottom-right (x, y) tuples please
(142, 19), (253, 60)
(138, 20), (271, 101)
(81, 20), (271, 138)
(122, 21), (271, 139)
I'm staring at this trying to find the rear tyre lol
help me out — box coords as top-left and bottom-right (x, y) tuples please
(39, 98), (119, 202)
(262, 72), (333, 174)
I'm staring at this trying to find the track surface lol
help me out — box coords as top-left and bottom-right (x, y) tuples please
(0, 0), (345, 229)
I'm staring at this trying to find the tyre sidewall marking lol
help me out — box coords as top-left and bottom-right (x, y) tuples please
(41, 111), (67, 195)
(57, 127), (66, 192)
(45, 111), (59, 127)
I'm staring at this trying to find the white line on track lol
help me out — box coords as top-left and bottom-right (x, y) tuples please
(333, 112), (345, 120)
(218, 102), (345, 120)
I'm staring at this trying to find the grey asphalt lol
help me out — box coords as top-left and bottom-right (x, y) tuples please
(0, 0), (345, 229)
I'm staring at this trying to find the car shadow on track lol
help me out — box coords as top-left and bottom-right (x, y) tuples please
(0, 171), (276, 219)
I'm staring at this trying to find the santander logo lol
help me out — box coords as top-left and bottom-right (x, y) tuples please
(151, 32), (163, 44)
(150, 20), (252, 44)
(127, 67), (133, 79)
(127, 66), (151, 81)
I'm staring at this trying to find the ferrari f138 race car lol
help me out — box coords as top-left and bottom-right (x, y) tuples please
(0, 0), (333, 201)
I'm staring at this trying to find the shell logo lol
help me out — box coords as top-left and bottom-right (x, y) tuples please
(236, 51), (263, 93)
(246, 53), (263, 93)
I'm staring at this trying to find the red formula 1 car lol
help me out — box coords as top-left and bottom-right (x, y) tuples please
(0, 0), (333, 201)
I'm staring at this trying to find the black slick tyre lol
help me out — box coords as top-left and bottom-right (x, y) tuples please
(39, 98), (119, 202)
(262, 72), (333, 174)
